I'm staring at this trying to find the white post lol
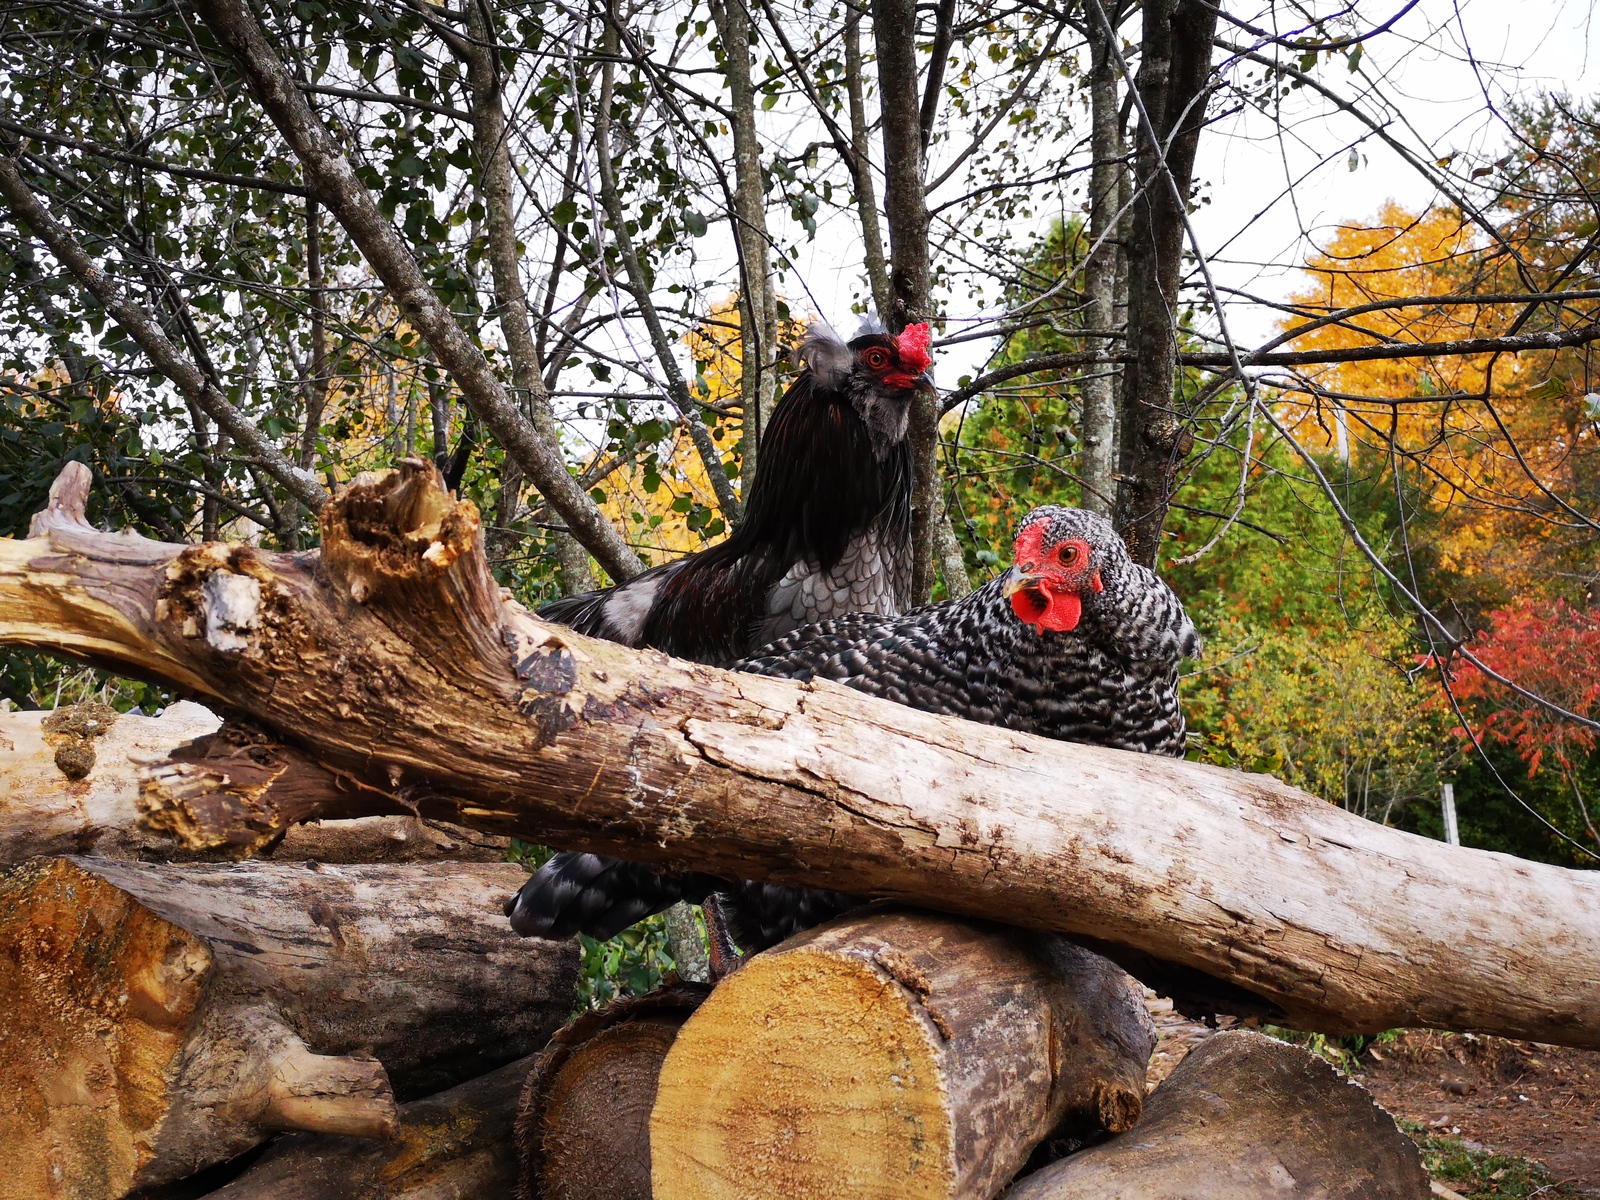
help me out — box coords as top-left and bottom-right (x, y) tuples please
(1441, 783), (1459, 846)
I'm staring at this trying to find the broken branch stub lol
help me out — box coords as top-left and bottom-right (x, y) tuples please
(4, 460), (1600, 1047)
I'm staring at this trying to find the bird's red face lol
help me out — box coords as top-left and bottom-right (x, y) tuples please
(1005, 521), (1103, 633)
(858, 323), (933, 391)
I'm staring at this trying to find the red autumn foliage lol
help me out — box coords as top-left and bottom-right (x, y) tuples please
(1447, 602), (1600, 775)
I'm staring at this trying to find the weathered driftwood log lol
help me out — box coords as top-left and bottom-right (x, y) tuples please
(0, 855), (577, 1198)
(650, 909), (1155, 1200)
(0, 701), (507, 863)
(4, 461), (1600, 1046)
(204, 1052), (533, 1200)
(517, 983), (712, 1200)
(1002, 1030), (1429, 1199)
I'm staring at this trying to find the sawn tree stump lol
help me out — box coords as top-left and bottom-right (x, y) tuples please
(0, 856), (576, 1199)
(1002, 1030), (1429, 1199)
(650, 908), (1155, 1200)
(516, 982), (712, 1200)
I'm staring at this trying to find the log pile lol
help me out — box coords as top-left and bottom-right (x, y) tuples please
(0, 461), (1586, 1198)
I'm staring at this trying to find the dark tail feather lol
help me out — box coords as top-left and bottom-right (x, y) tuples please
(505, 852), (720, 941)
(721, 881), (862, 952)
(537, 590), (616, 639)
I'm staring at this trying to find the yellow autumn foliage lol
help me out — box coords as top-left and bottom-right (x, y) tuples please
(1278, 201), (1596, 595)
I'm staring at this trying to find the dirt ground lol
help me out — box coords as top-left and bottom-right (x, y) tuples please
(1355, 1029), (1599, 1196)
(1143, 998), (1600, 1197)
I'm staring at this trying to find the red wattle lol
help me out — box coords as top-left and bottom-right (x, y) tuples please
(1010, 587), (1082, 633)
(1038, 589), (1082, 633)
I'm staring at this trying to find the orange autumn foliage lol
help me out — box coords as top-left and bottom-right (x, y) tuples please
(1279, 201), (1600, 600)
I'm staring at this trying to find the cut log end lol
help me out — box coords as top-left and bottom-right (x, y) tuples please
(650, 909), (1155, 1200)
(518, 982), (711, 1200)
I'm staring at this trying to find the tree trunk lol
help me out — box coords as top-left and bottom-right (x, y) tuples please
(870, 0), (940, 604)
(517, 982), (711, 1200)
(0, 702), (507, 864)
(1002, 1031), (1430, 1199)
(6, 461), (1600, 1049)
(708, 0), (779, 482)
(1079, 8), (1125, 517)
(0, 855), (577, 1197)
(204, 1052), (533, 1200)
(650, 910), (1155, 1200)
(1111, 0), (1218, 566)
(844, 4), (893, 322)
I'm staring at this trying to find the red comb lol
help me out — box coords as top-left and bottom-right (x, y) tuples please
(896, 322), (932, 374)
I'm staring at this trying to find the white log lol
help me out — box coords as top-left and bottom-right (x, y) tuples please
(0, 702), (508, 863)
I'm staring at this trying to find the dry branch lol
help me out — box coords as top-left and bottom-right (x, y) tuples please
(0, 855), (577, 1197)
(1002, 1031), (1429, 1199)
(650, 910), (1155, 1200)
(0, 702), (507, 863)
(3, 461), (1600, 1047)
(206, 1053), (532, 1200)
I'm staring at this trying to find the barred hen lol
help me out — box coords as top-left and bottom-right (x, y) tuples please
(507, 506), (1200, 953)
(537, 322), (931, 664)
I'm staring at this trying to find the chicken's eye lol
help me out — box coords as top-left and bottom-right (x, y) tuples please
(862, 348), (890, 370)
(1058, 544), (1078, 564)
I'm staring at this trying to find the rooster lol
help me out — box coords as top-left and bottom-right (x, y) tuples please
(537, 322), (932, 664)
(507, 506), (1200, 953)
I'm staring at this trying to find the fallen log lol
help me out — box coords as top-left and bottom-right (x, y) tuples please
(0, 699), (220, 859)
(4, 461), (1599, 1046)
(650, 909), (1155, 1200)
(1001, 1030), (1429, 1199)
(204, 1051), (533, 1200)
(0, 855), (577, 1198)
(0, 702), (506, 863)
(517, 982), (712, 1200)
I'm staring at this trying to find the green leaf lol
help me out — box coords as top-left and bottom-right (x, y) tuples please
(552, 197), (578, 226)
(684, 209), (708, 237)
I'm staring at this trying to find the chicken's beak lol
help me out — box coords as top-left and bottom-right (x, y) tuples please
(1003, 566), (1045, 597)
(913, 372), (936, 396)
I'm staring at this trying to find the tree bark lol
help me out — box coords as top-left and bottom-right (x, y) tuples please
(845, 4), (893, 322)
(5, 461), (1600, 1049)
(1110, 0), (1218, 566)
(870, 0), (939, 604)
(189, 0), (643, 582)
(517, 982), (711, 1200)
(0, 854), (577, 1197)
(1002, 1031), (1430, 1199)
(651, 910), (1154, 1200)
(1079, 9), (1125, 517)
(205, 1052), (533, 1200)
(0, 702), (508, 864)
(708, 0), (779, 482)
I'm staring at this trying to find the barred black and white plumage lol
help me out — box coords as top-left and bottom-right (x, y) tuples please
(739, 506), (1201, 756)
(536, 322), (930, 665)
(507, 506), (1200, 954)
